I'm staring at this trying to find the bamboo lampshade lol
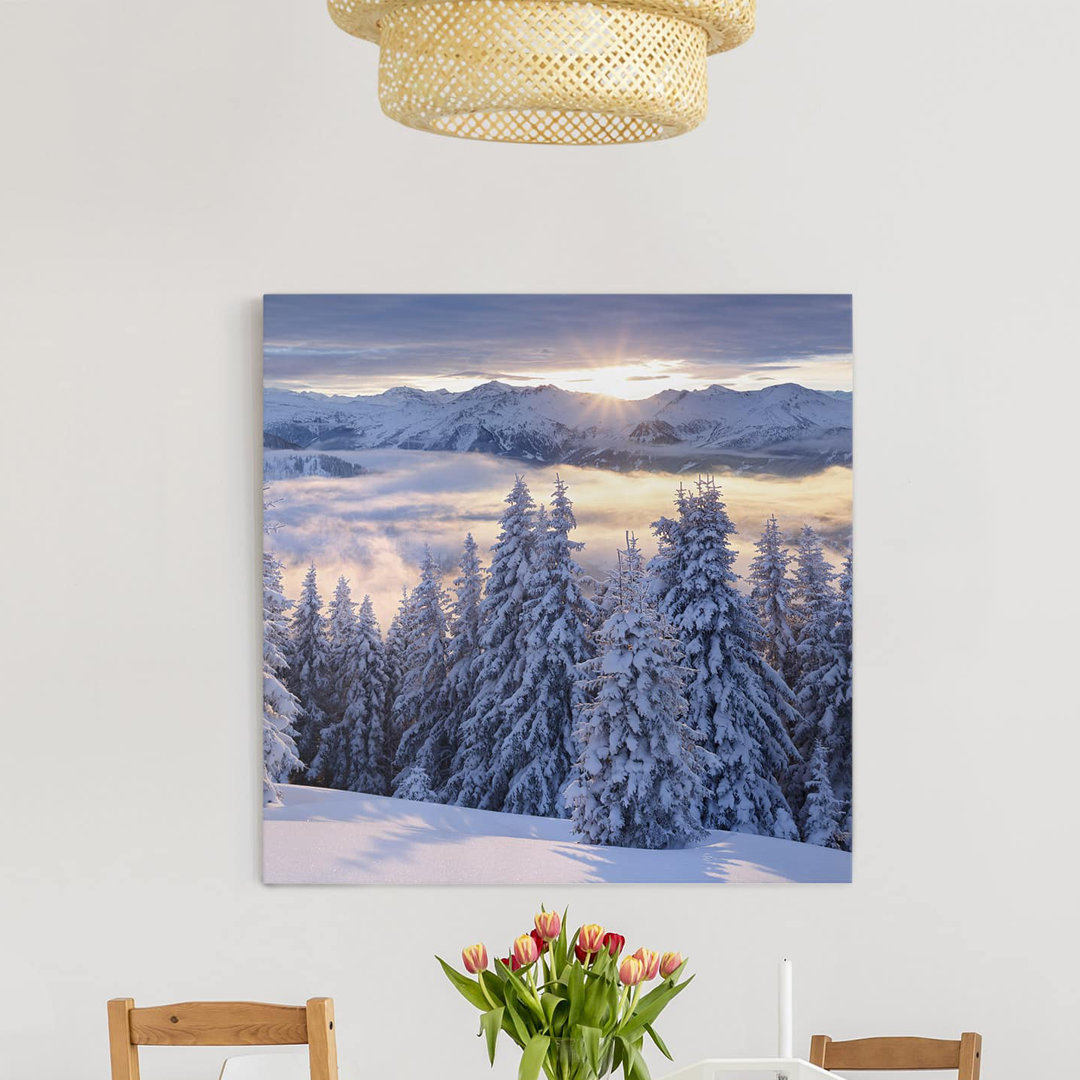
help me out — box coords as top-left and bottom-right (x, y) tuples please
(328, 0), (754, 144)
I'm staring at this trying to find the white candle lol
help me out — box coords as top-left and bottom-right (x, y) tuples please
(778, 957), (793, 1059)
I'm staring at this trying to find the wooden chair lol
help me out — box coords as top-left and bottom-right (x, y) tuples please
(809, 1034), (982, 1079)
(107, 998), (338, 1080)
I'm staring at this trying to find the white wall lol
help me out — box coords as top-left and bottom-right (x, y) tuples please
(2, 2), (1077, 1078)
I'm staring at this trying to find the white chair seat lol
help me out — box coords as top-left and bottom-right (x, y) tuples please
(218, 1052), (312, 1080)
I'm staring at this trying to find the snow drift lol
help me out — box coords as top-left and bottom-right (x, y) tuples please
(263, 785), (852, 885)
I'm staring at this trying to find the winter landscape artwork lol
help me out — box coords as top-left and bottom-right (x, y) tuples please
(261, 295), (853, 884)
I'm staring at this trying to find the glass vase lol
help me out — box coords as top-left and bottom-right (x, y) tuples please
(545, 1035), (616, 1080)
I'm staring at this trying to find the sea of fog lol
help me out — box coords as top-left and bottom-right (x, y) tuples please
(265, 449), (852, 631)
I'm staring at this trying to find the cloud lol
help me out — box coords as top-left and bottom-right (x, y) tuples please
(446, 370), (540, 382)
(265, 449), (851, 630)
(263, 295), (853, 396)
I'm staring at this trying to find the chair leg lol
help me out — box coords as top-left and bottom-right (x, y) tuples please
(306, 997), (338, 1080)
(808, 1036), (831, 1069)
(958, 1033), (982, 1080)
(107, 999), (140, 1080)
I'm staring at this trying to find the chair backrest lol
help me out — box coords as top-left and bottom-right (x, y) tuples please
(809, 1034), (982, 1079)
(107, 998), (338, 1080)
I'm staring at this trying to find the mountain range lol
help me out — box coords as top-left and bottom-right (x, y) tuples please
(263, 381), (852, 474)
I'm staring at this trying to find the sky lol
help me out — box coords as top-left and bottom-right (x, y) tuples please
(263, 294), (853, 399)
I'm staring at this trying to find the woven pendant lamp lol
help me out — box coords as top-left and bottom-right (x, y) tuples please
(328, 0), (754, 144)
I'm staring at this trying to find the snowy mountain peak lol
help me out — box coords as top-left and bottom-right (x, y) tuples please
(379, 385), (441, 401)
(758, 381), (811, 397)
(463, 379), (514, 393)
(264, 381), (852, 474)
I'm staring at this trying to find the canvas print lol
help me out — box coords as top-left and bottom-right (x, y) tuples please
(261, 294), (853, 884)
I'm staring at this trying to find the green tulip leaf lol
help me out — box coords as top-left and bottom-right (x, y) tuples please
(567, 962), (585, 1028)
(581, 984), (601, 1028)
(579, 1025), (603, 1076)
(620, 977), (692, 1038)
(481, 1008), (505, 1065)
(542, 993), (561, 1027)
(643, 1023), (673, 1061)
(502, 992), (531, 1046)
(550, 996), (570, 1037)
(503, 970), (547, 1024)
(597, 982), (620, 1035)
(583, 964), (615, 1029)
(552, 909), (570, 975)
(617, 1036), (651, 1080)
(519, 1034), (551, 1080)
(437, 956), (491, 1011)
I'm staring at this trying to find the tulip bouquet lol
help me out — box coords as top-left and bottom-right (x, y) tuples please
(439, 908), (691, 1080)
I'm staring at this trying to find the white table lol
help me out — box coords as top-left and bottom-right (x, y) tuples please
(216, 1053), (834, 1080)
(663, 1058), (833, 1080)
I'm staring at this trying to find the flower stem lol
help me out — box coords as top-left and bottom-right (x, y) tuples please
(528, 967), (545, 1012)
(615, 983), (641, 1033)
(478, 974), (499, 1011)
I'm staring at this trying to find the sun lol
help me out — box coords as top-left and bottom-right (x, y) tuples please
(540, 358), (709, 400)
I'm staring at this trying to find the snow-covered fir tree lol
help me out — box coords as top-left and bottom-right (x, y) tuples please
(285, 563), (331, 768)
(345, 595), (392, 796)
(791, 525), (837, 659)
(392, 548), (454, 797)
(262, 550), (303, 805)
(791, 526), (840, 757)
(444, 533), (485, 759)
(383, 586), (411, 758)
(827, 550), (853, 814)
(649, 478), (798, 839)
(571, 535), (705, 849)
(496, 475), (596, 818)
(446, 476), (537, 810)
(747, 515), (805, 813)
(785, 527), (853, 844)
(394, 763), (435, 803)
(791, 548), (853, 846)
(309, 575), (360, 789)
(801, 741), (847, 849)
(749, 516), (798, 687)
(589, 535), (640, 629)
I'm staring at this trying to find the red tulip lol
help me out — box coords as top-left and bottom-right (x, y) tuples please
(530, 928), (549, 954)
(513, 933), (540, 967)
(659, 951), (684, 977)
(618, 956), (646, 986)
(462, 943), (489, 974)
(499, 954), (522, 972)
(633, 947), (661, 980)
(534, 910), (561, 941)
(603, 932), (626, 957)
